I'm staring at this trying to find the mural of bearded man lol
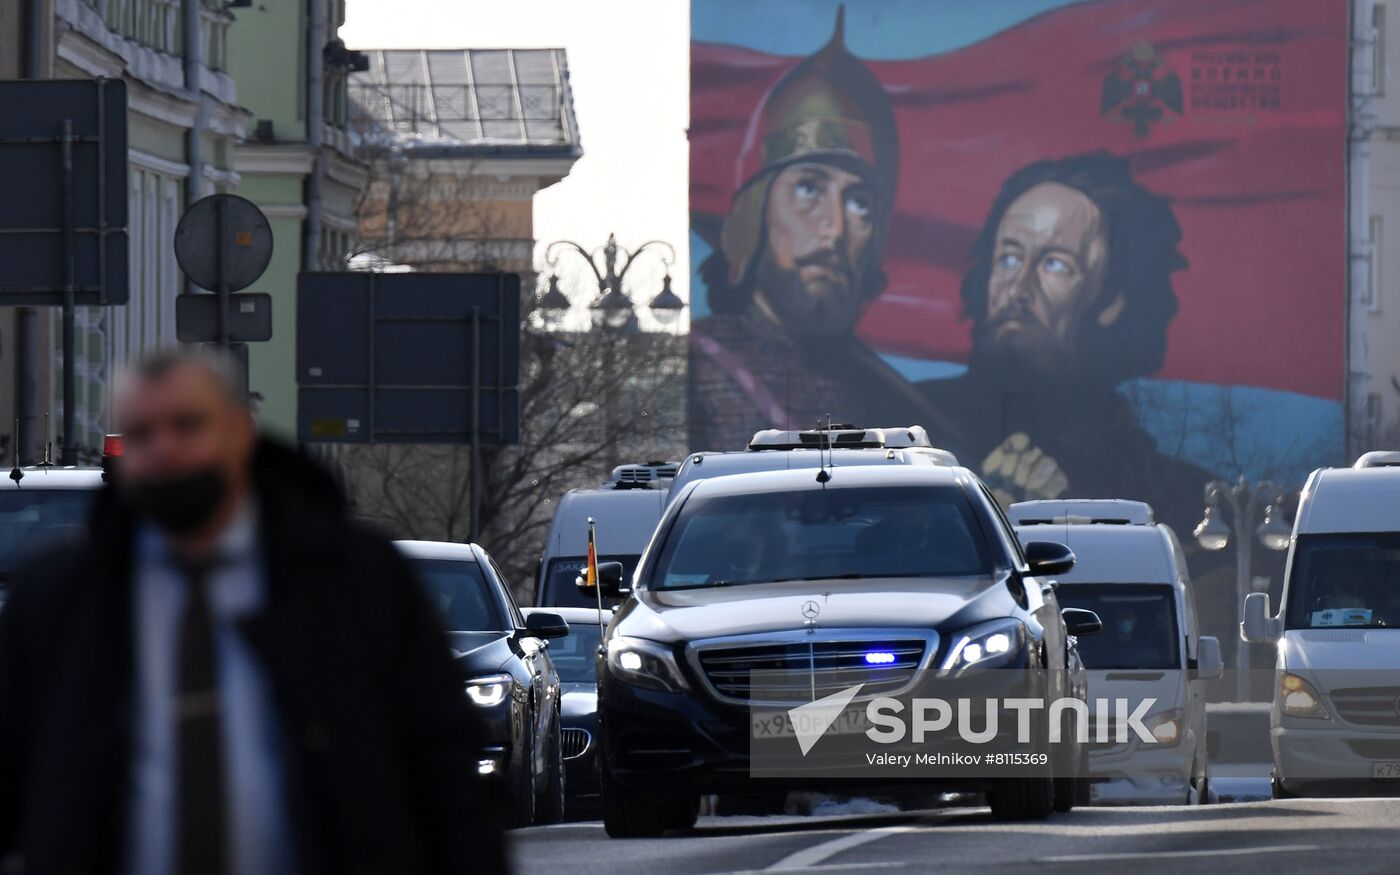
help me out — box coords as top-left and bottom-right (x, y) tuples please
(921, 151), (1213, 534)
(688, 10), (958, 452)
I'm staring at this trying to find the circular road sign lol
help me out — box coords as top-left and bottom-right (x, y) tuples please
(174, 193), (274, 292)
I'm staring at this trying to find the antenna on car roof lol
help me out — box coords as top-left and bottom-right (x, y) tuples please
(8, 418), (22, 487)
(816, 414), (832, 485)
(37, 413), (53, 472)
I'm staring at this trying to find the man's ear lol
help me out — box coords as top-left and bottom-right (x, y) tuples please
(1096, 293), (1126, 328)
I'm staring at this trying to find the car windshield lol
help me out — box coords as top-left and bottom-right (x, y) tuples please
(1058, 583), (1181, 670)
(409, 557), (507, 632)
(546, 618), (603, 684)
(649, 485), (991, 589)
(539, 555), (640, 607)
(1285, 533), (1400, 629)
(0, 489), (98, 575)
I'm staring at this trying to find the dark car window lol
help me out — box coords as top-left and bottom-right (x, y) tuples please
(0, 489), (97, 574)
(649, 485), (992, 589)
(1058, 583), (1181, 670)
(539, 555), (640, 607)
(409, 557), (508, 632)
(1284, 533), (1400, 629)
(548, 619), (603, 684)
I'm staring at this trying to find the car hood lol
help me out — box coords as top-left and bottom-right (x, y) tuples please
(1282, 628), (1400, 673)
(561, 684), (597, 721)
(1085, 669), (1184, 718)
(619, 576), (1008, 643)
(445, 631), (513, 674)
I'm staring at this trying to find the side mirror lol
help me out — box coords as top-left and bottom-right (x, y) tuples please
(1061, 607), (1102, 637)
(524, 611), (569, 640)
(1240, 592), (1280, 643)
(575, 560), (628, 599)
(1024, 541), (1075, 577)
(1196, 635), (1224, 680)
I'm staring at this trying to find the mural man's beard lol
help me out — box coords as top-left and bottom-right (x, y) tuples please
(753, 245), (865, 340)
(978, 310), (1093, 387)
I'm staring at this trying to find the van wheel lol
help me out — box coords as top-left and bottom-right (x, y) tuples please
(989, 776), (1055, 821)
(602, 771), (667, 838)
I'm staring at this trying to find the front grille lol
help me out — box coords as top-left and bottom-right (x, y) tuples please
(696, 638), (926, 703)
(1331, 686), (1400, 727)
(561, 727), (592, 759)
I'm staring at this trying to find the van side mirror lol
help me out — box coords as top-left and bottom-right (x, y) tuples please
(1061, 607), (1102, 637)
(575, 561), (628, 599)
(1024, 541), (1075, 576)
(1240, 592), (1280, 643)
(1195, 635), (1224, 680)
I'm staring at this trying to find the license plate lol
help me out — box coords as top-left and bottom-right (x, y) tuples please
(1373, 761), (1400, 779)
(751, 708), (871, 739)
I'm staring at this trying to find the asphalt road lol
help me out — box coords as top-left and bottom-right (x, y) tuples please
(511, 798), (1400, 875)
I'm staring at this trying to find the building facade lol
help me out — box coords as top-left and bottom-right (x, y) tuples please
(226, 0), (366, 438)
(0, 0), (247, 462)
(1361, 0), (1400, 451)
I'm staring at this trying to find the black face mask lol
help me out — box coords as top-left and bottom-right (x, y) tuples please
(123, 468), (228, 535)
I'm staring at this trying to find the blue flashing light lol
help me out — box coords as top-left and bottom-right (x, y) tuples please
(864, 651), (896, 665)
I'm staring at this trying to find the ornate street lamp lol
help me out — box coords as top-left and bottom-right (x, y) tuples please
(540, 233), (679, 332)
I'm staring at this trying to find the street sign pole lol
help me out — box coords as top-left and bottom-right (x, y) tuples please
(60, 118), (77, 466)
(216, 193), (230, 348)
(470, 306), (482, 542)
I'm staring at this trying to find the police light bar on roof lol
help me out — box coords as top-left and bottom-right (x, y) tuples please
(1008, 499), (1156, 527)
(747, 425), (933, 451)
(1354, 451), (1400, 469)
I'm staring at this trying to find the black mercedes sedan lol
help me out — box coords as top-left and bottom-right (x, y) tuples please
(581, 465), (1100, 838)
(526, 606), (607, 819)
(395, 540), (571, 827)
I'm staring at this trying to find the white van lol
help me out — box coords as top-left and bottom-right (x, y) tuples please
(1241, 452), (1400, 797)
(535, 462), (675, 608)
(1012, 499), (1223, 804)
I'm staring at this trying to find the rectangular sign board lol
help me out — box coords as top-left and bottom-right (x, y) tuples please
(0, 78), (128, 305)
(296, 272), (521, 444)
(177, 292), (273, 343)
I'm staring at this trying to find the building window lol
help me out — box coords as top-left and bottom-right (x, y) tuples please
(1368, 215), (1383, 313)
(1376, 5), (1388, 95)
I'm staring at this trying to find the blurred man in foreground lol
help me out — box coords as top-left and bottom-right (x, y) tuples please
(0, 350), (505, 874)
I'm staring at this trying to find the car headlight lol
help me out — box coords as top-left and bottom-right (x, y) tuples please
(465, 673), (512, 707)
(941, 619), (1027, 671)
(607, 636), (690, 693)
(1279, 672), (1330, 720)
(1148, 708), (1184, 747)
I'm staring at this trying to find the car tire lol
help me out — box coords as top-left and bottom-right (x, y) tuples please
(1073, 776), (1092, 807)
(601, 770), (668, 838)
(989, 776), (1055, 821)
(1052, 711), (1080, 812)
(536, 714), (567, 825)
(1271, 773), (1299, 800)
(664, 794), (700, 832)
(512, 726), (537, 829)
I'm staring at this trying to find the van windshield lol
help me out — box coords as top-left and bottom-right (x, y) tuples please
(539, 555), (640, 607)
(1057, 583), (1181, 670)
(1285, 533), (1400, 629)
(649, 485), (991, 590)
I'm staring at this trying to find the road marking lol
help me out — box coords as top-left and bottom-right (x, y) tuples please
(1039, 844), (1322, 863)
(763, 816), (946, 871)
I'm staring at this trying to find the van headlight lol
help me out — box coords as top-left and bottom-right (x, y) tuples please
(607, 636), (690, 693)
(1279, 673), (1330, 719)
(465, 673), (512, 707)
(1148, 709), (1184, 747)
(941, 619), (1027, 671)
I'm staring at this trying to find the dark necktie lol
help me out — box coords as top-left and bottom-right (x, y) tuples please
(174, 556), (228, 875)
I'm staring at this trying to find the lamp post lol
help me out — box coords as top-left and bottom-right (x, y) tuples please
(539, 233), (680, 331)
(1193, 477), (1291, 700)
